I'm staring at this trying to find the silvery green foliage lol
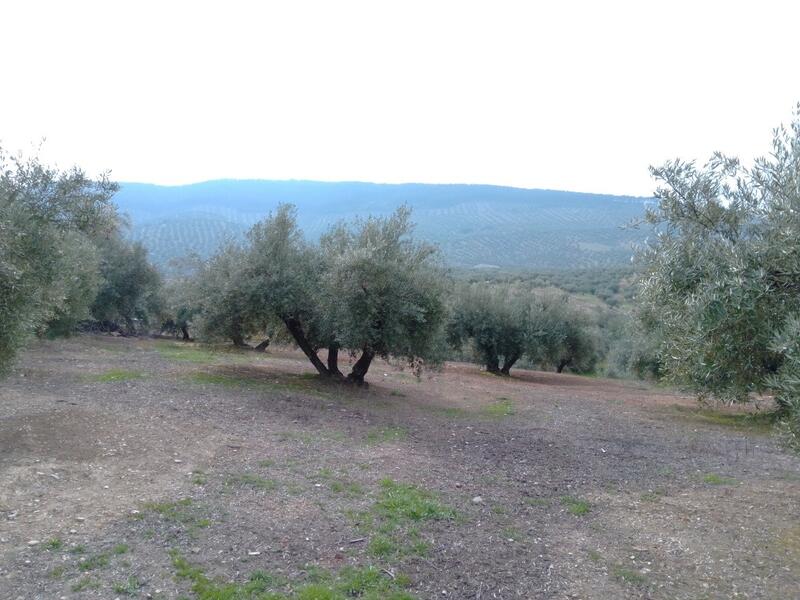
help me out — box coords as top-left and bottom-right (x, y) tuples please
(321, 206), (449, 370)
(767, 316), (800, 449)
(637, 106), (800, 407)
(0, 147), (119, 373)
(190, 243), (273, 345)
(447, 283), (597, 375)
(90, 237), (163, 333)
(447, 282), (530, 373)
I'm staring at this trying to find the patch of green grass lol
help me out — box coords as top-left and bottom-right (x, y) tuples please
(375, 479), (457, 524)
(367, 534), (398, 557)
(141, 497), (211, 531)
(155, 342), (220, 363)
(587, 549), (603, 562)
(259, 459), (276, 468)
(668, 405), (777, 434)
(48, 565), (66, 579)
(44, 537), (63, 550)
(192, 470), (208, 485)
(561, 495), (591, 516)
(113, 575), (143, 595)
(112, 543), (129, 555)
(389, 390), (407, 398)
(227, 473), (278, 491)
(702, 473), (736, 485)
(71, 577), (100, 592)
(640, 489), (666, 502)
(69, 544), (86, 554)
(612, 565), (648, 586)
(524, 497), (549, 507)
(170, 551), (413, 599)
(364, 426), (408, 445)
(481, 398), (515, 418)
(78, 553), (109, 571)
(87, 369), (145, 383)
(329, 480), (364, 497)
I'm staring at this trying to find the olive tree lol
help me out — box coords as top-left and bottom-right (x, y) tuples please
(0, 147), (119, 373)
(322, 207), (449, 384)
(91, 237), (163, 334)
(447, 282), (530, 374)
(636, 106), (800, 416)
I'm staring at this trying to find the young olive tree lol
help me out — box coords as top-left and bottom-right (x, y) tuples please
(447, 282), (530, 375)
(322, 207), (449, 384)
(91, 237), (163, 334)
(244, 204), (334, 375)
(636, 106), (800, 418)
(528, 293), (598, 374)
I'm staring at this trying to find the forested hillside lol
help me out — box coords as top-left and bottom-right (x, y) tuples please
(114, 180), (651, 269)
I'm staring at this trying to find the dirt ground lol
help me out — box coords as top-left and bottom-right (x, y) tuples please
(1, 335), (798, 599)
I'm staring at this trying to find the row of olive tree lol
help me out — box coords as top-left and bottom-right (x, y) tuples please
(635, 106), (800, 447)
(446, 282), (598, 375)
(0, 148), (163, 374)
(180, 205), (449, 384)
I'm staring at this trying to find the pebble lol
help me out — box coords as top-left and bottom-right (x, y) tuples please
(27, 540), (39, 546)
(472, 496), (483, 504)
(248, 551), (261, 556)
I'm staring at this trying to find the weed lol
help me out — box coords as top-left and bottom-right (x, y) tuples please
(112, 543), (130, 555)
(364, 426), (408, 444)
(368, 534), (398, 557)
(113, 575), (143, 595)
(48, 565), (66, 579)
(259, 459), (276, 468)
(155, 343), (218, 363)
(192, 470), (208, 485)
(69, 544), (86, 554)
(78, 553), (109, 571)
(44, 537), (63, 550)
(561, 496), (591, 516)
(702, 473), (736, 485)
(71, 577), (100, 592)
(668, 405), (776, 434)
(588, 549), (603, 562)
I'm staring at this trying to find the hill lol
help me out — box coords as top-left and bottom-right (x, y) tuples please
(113, 180), (652, 270)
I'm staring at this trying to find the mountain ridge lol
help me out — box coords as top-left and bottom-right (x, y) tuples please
(113, 179), (652, 270)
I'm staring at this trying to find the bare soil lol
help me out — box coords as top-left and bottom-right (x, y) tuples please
(1, 335), (798, 599)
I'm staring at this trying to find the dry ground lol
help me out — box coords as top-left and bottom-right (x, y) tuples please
(1, 335), (798, 599)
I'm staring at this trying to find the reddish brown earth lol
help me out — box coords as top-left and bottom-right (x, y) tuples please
(1, 335), (798, 599)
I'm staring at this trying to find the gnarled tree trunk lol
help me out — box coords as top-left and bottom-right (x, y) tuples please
(327, 343), (344, 378)
(347, 348), (375, 385)
(231, 334), (250, 348)
(283, 316), (329, 376)
(181, 325), (191, 341)
(500, 353), (519, 375)
(486, 354), (500, 374)
(556, 359), (569, 373)
(254, 339), (270, 352)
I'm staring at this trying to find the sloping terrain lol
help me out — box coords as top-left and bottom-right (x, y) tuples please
(1, 336), (798, 599)
(114, 181), (651, 269)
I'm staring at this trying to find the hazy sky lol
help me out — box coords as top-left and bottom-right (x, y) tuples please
(2, 1), (799, 196)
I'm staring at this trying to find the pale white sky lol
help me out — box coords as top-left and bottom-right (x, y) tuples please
(2, 0), (798, 196)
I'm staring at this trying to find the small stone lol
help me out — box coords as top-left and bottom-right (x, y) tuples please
(27, 540), (39, 546)
(75, 516), (85, 522)
(248, 551), (261, 556)
(69, 529), (77, 534)
(174, 459), (182, 463)
(472, 496), (483, 504)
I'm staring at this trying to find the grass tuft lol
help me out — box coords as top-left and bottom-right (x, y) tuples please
(561, 495), (591, 516)
(481, 398), (515, 418)
(88, 369), (145, 382)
